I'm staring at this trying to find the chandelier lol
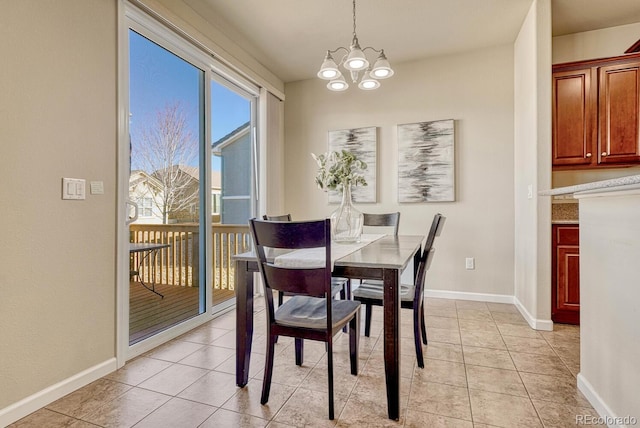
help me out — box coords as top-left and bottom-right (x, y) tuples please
(317, 0), (394, 91)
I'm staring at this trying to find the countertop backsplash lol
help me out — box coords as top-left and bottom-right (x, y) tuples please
(552, 202), (578, 223)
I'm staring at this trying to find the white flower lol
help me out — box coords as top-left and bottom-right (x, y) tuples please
(311, 150), (367, 192)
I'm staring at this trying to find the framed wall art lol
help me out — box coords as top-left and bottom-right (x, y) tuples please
(397, 119), (455, 202)
(328, 126), (377, 203)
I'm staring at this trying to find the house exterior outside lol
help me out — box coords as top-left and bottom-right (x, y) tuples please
(128, 167), (222, 224)
(212, 121), (252, 225)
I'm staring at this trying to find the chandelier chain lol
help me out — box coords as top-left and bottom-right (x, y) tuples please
(352, 0), (357, 40)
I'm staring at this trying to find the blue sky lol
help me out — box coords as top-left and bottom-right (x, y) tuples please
(129, 30), (250, 171)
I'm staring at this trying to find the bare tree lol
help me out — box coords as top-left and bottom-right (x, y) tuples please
(132, 102), (199, 224)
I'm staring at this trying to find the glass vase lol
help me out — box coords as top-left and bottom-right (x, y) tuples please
(330, 184), (364, 243)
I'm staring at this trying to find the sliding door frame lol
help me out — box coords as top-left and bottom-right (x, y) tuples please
(116, 1), (261, 365)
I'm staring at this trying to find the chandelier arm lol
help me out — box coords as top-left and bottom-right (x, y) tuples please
(327, 47), (350, 68)
(327, 47), (349, 56)
(361, 47), (383, 54)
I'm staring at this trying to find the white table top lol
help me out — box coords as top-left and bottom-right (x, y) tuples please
(273, 234), (385, 269)
(234, 234), (424, 271)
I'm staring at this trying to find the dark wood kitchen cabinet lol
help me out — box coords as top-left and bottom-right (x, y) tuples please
(552, 68), (596, 166)
(552, 224), (580, 325)
(598, 60), (640, 164)
(552, 52), (640, 170)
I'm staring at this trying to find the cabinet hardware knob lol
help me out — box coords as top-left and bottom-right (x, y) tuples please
(601, 152), (607, 156)
(586, 153), (592, 158)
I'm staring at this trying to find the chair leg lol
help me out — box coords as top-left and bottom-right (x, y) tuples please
(261, 333), (276, 405)
(295, 338), (304, 366)
(274, 291), (282, 344)
(327, 340), (335, 420)
(349, 311), (360, 375)
(346, 279), (351, 300)
(341, 288), (348, 333)
(420, 304), (428, 344)
(413, 305), (425, 369)
(364, 304), (372, 337)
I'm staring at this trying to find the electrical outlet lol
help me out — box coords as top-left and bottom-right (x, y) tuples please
(465, 257), (475, 270)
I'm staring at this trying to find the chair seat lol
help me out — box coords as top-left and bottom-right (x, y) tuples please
(275, 296), (361, 329)
(352, 279), (415, 302)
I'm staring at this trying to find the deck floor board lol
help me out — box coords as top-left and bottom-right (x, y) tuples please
(129, 282), (234, 344)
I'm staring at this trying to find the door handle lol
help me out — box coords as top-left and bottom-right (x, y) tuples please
(126, 200), (139, 225)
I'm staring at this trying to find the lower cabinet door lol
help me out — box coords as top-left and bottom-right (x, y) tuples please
(552, 225), (580, 325)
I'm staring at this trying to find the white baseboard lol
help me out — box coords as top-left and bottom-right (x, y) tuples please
(577, 374), (628, 428)
(0, 358), (117, 427)
(424, 289), (515, 304)
(513, 297), (553, 331)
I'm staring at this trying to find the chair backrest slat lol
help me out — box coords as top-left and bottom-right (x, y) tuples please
(263, 214), (292, 222)
(252, 219), (327, 249)
(363, 212), (400, 236)
(262, 265), (328, 297)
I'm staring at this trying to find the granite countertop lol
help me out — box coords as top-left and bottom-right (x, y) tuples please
(540, 174), (640, 196)
(552, 202), (578, 223)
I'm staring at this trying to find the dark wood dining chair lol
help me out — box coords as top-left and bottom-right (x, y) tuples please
(249, 218), (361, 420)
(263, 213), (348, 306)
(352, 213), (444, 368)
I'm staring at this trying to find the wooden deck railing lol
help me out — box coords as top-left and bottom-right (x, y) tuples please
(130, 223), (251, 290)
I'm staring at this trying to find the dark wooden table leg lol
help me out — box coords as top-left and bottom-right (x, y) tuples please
(383, 268), (401, 420)
(235, 260), (254, 387)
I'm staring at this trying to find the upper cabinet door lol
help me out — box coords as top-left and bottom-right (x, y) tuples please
(552, 69), (595, 166)
(598, 61), (640, 164)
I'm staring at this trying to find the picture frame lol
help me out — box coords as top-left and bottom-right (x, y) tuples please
(328, 126), (377, 203)
(397, 119), (455, 202)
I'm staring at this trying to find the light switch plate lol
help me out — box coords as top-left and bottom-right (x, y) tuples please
(465, 257), (475, 270)
(62, 178), (86, 200)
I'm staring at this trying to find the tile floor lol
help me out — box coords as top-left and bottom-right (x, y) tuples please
(11, 297), (603, 427)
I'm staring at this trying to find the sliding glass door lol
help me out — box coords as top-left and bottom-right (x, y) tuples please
(128, 29), (206, 344)
(211, 78), (256, 307)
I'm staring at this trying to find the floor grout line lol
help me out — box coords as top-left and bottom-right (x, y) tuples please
(11, 300), (588, 428)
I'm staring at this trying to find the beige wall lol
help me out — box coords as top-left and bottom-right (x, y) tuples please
(514, 0), (552, 326)
(553, 22), (640, 64)
(552, 22), (640, 189)
(0, 0), (117, 410)
(284, 45), (516, 297)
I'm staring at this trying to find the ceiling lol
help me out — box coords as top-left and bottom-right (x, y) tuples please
(192, 0), (640, 83)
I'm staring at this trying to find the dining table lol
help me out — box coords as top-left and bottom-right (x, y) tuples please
(233, 233), (424, 420)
